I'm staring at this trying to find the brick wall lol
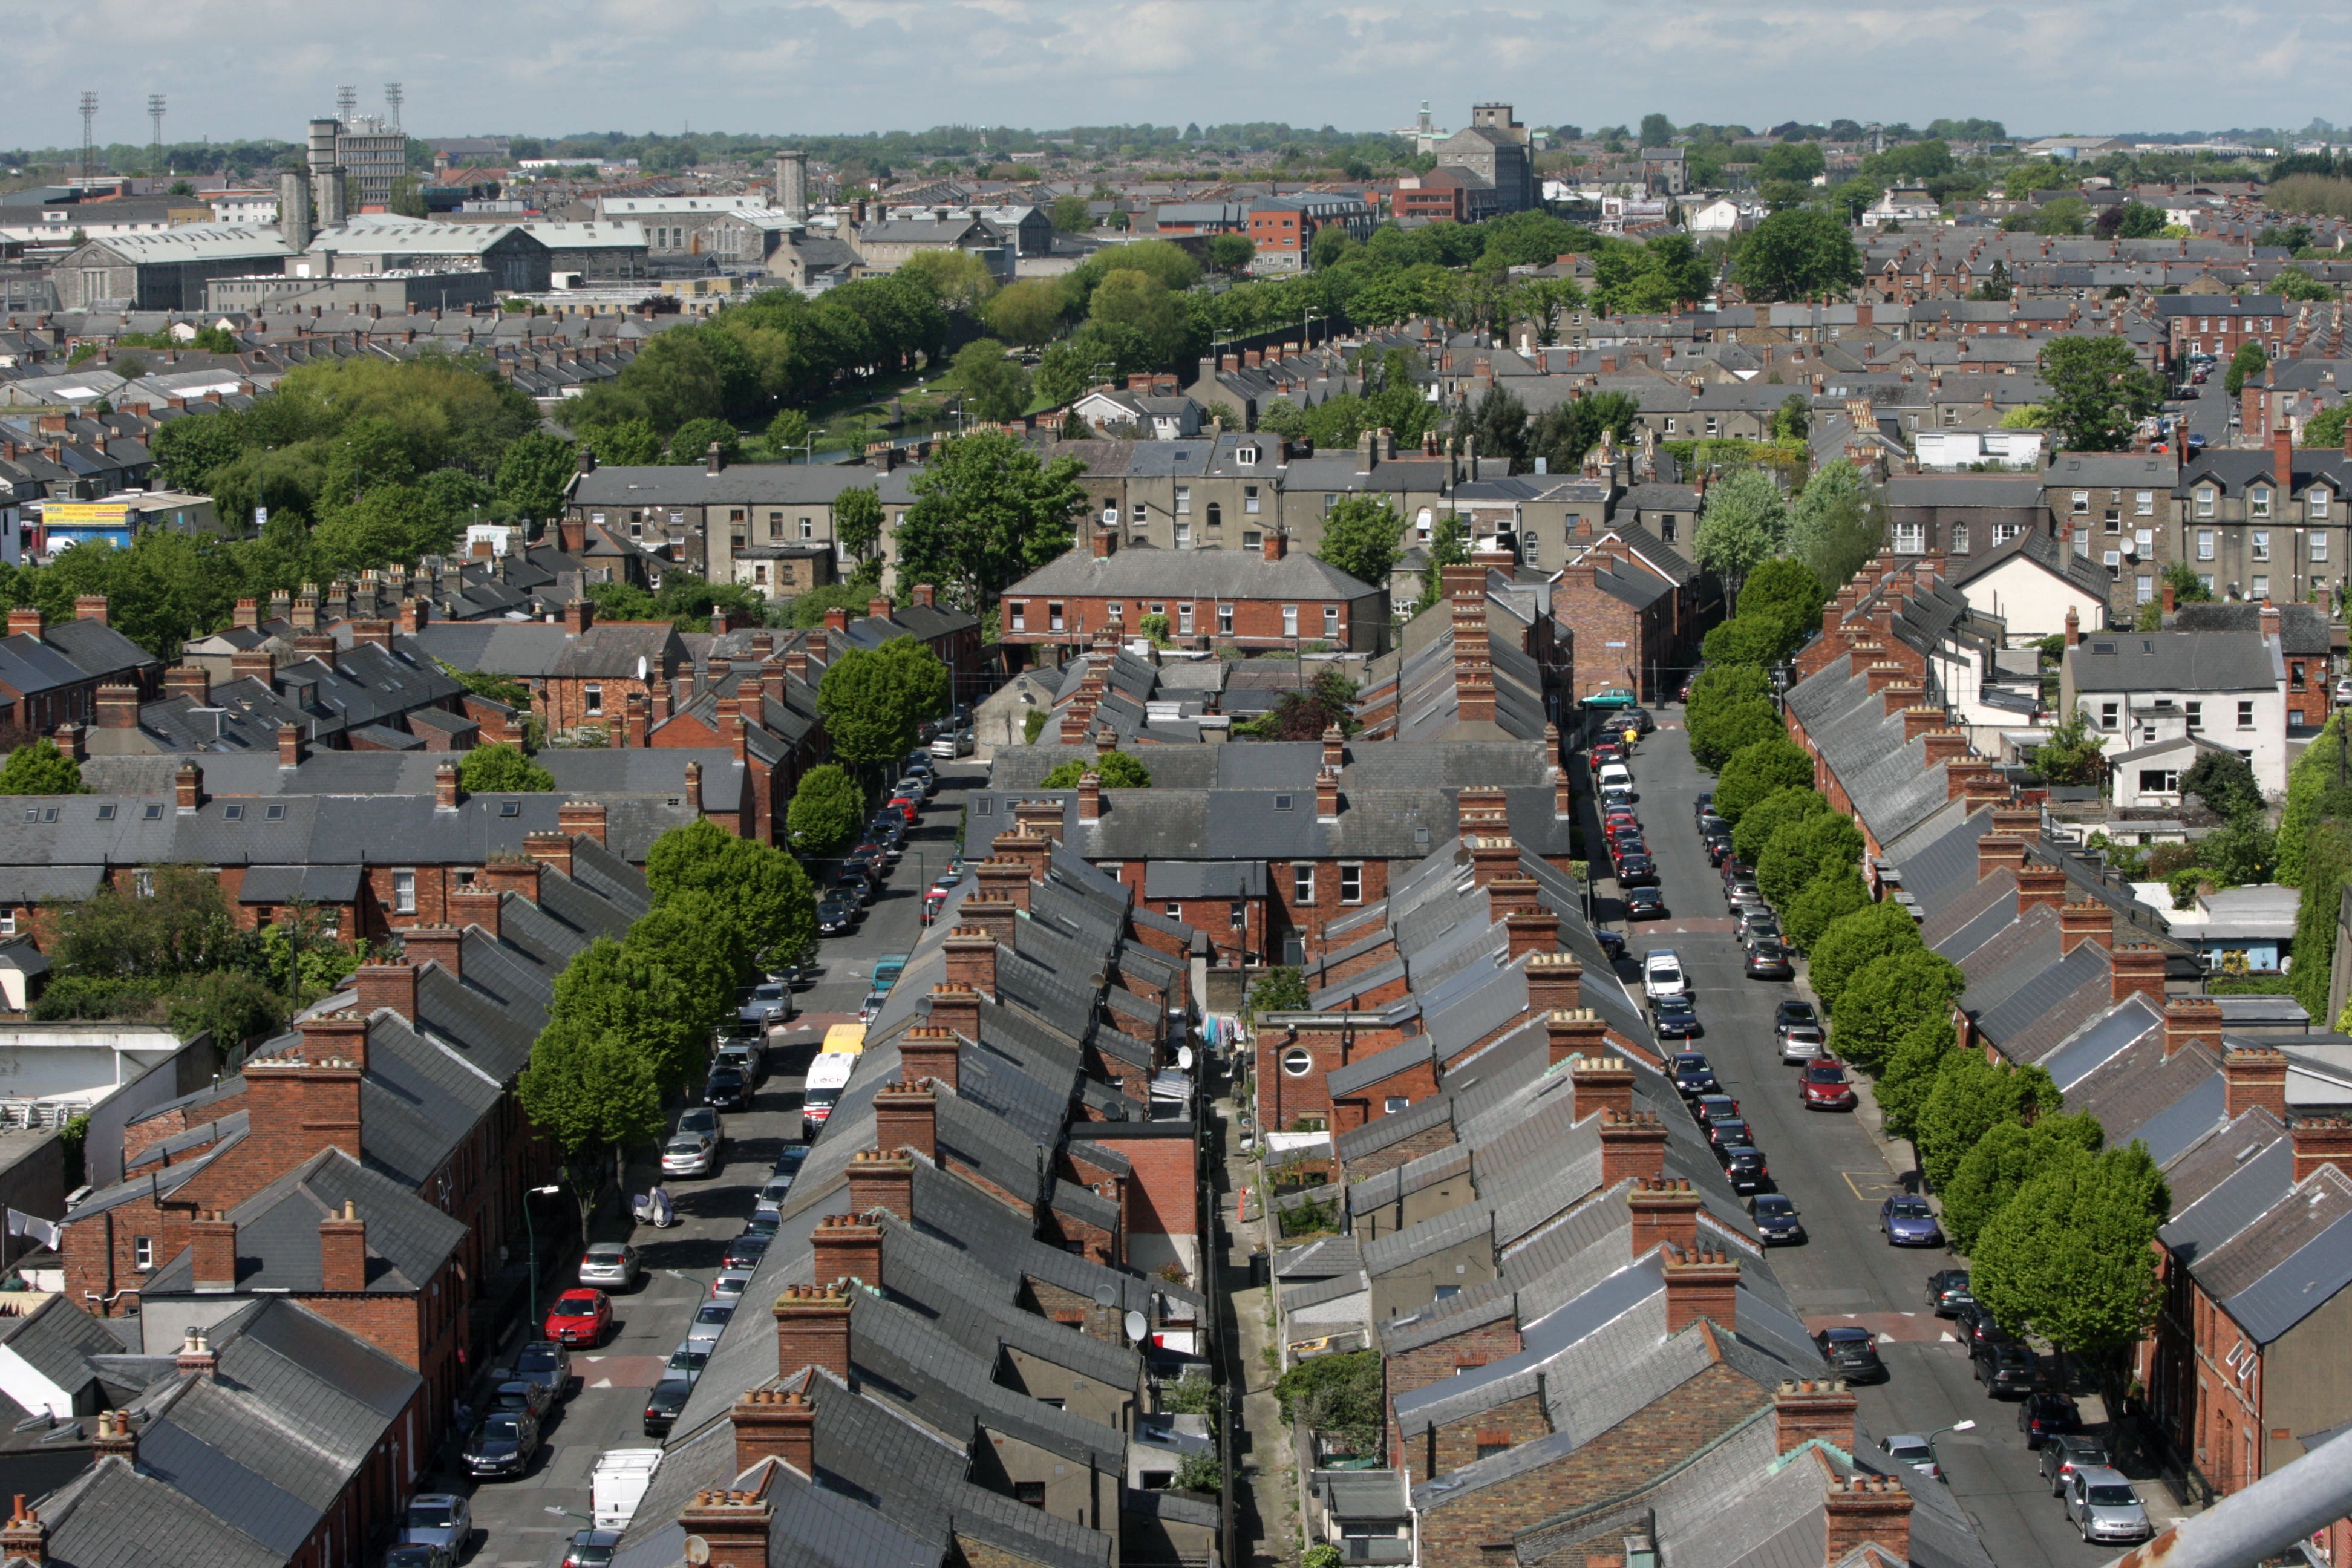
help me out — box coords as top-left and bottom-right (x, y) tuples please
(1429, 1391), (1550, 1478)
(1339, 1120), (1459, 1182)
(1331, 1057), (1439, 1131)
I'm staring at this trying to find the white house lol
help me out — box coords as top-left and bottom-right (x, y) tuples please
(1912, 430), (2045, 471)
(1861, 187), (1939, 228)
(1687, 198), (1759, 235)
(1946, 531), (2115, 646)
(2062, 625), (2291, 801)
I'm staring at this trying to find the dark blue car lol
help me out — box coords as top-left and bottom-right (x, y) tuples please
(1670, 1052), (1717, 1097)
(1880, 1195), (1945, 1248)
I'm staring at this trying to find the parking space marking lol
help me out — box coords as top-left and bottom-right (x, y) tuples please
(1841, 1169), (1904, 1201)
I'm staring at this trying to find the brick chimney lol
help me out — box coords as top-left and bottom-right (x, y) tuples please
(1627, 1177), (1700, 1258)
(276, 722), (304, 770)
(872, 1074), (939, 1163)
(898, 1027), (961, 1090)
(1077, 771), (1102, 822)
(90, 1410), (136, 1464)
(2260, 598), (2282, 645)
(2064, 605), (2082, 647)
(733, 1387), (816, 1478)
(1263, 528), (1287, 563)
(2059, 901), (2112, 954)
(809, 1213), (883, 1288)
(433, 762), (460, 811)
(1881, 679), (1925, 717)
(1455, 659), (1497, 723)
(959, 898), (1017, 950)
(1922, 731), (1969, 773)
(449, 887), (502, 939)
(973, 855), (1032, 913)
(2110, 943), (2167, 1008)
(354, 961), (418, 1022)
(2274, 417), (2295, 494)
(1598, 1110), (1668, 1184)
(944, 926), (998, 997)
(2160, 996), (2223, 1060)
(2015, 864), (2069, 913)
(1863, 661), (1906, 696)
(318, 1200), (367, 1292)
(1823, 1475), (1912, 1566)
(174, 760), (203, 813)
(1900, 705), (1943, 743)
(1322, 725), (1345, 771)
(523, 831), (574, 880)
(1504, 910), (1559, 959)
(230, 649), (274, 683)
(559, 799), (608, 844)
(1547, 1008), (1609, 1069)
(1976, 836), (2026, 881)
(163, 664), (210, 704)
(1468, 834), (1520, 888)
(924, 984), (981, 1045)
(1662, 1243), (1740, 1333)
(676, 1488), (773, 1568)
(233, 598), (260, 631)
(95, 683), (139, 729)
(774, 1281), (854, 1380)
(5, 608), (41, 641)
(2222, 1046), (2288, 1119)
(481, 855), (542, 902)
(0, 1496), (45, 1566)
(1772, 1379), (1857, 1455)
(1455, 785), (1508, 833)
(1572, 1054), (1635, 1120)
(191, 1210), (238, 1292)
(2292, 1119), (2352, 1183)
(174, 1327), (217, 1377)
(400, 924), (462, 978)
(847, 1146), (917, 1217)
(1526, 953), (1581, 1013)
(1315, 768), (1341, 822)
(562, 598), (593, 635)
(73, 595), (107, 627)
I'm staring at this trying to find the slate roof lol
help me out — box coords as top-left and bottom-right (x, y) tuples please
(137, 1147), (466, 1295)
(0, 1295), (119, 1405)
(2066, 629), (2279, 694)
(1002, 546), (1379, 601)
(31, 1454), (284, 1568)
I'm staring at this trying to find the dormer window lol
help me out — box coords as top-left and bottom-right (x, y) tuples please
(1236, 445), (1259, 466)
(2195, 486), (2216, 518)
(2311, 488), (2330, 521)
(2250, 487), (2271, 519)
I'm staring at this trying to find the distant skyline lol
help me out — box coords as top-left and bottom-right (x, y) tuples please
(2, 0), (2345, 151)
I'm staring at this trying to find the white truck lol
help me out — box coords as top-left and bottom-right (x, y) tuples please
(592, 1448), (662, 1530)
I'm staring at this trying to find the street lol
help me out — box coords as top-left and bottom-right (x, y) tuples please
(456, 759), (983, 1567)
(1584, 704), (2121, 1568)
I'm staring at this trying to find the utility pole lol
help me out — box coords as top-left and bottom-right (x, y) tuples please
(147, 95), (165, 177)
(78, 93), (97, 181)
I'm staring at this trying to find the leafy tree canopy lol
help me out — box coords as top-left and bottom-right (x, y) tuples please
(1806, 900), (1923, 1013)
(1736, 209), (1862, 302)
(0, 738), (84, 795)
(2040, 336), (2166, 452)
(786, 763), (867, 857)
(1711, 736), (1814, 823)
(895, 432), (1087, 609)
(1692, 471), (1790, 600)
(1040, 751), (1152, 789)
(457, 742), (555, 793)
(1316, 497), (1402, 590)
(1973, 1143), (2169, 1353)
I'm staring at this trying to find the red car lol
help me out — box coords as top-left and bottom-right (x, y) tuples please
(1590, 742), (1625, 768)
(886, 795), (920, 824)
(1602, 808), (1640, 831)
(544, 1288), (612, 1347)
(1800, 1059), (1859, 1111)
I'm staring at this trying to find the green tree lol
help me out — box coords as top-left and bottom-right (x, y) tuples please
(1941, 1113), (2106, 1255)
(1741, 555), (1826, 627)
(2109, 200), (2168, 240)
(1272, 1350), (1383, 1454)
(2181, 748), (2264, 821)
(1711, 737), (1814, 823)
(1692, 471), (1790, 601)
(2277, 714), (2352, 886)
(953, 340), (1033, 424)
(540, 934), (705, 1096)
(52, 864), (244, 980)
(667, 417), (743, 467)
(627, 889), (753, 1031)
(826, 483), (884, 574)
(896, 248), (998, 311)
(1040, 751), (1152, 788)
(1683, 663), (1771, 724)
(1729, 785), (1828, 863)
(517, 1023), (665, 1230)
(0, 739), (85, 795)
(1088, 270), (1187, 364)
(2033, 708), (2108, 786)
(495, 430), (580, 524)
(1246, 965), (1309, 1019)
(1416, 514), (1470, 612)
(1469, 385), (1531, 471)
(817, 636), (950, 773)
(1701, 612), (1803, 671)
(895, 432), (1087, 609)
(2224, 340), (2269, 398)
(1807, 900), (1923, 1013)
(786, 763), (866, 856)
(1770, 393), (1812, 443)
(1758, 812), (1865, 911)
(1973, 1143), (2169, 1354)
(166, 969), (287, 1051)
(457, 742), (555, 793)
(1688, 696), (1785, 773)
(2294, 820), (2352, 1020)
(573, 418), (664, 466)
(2039, 336), (2164, 452)
(1736, 209), (1863, 302)
(1783, 866), (1872, 952)
(1051, 194), (1093, 232)
(1831, 947), (1964, 1074)
(1529, 391), (1641, 475)
(1915, 1050), (2060, 1191)
(1207, 234), (1256, 274)
(982, 279), (1069, 348)
(766, 409), (811, 456)
(1316, 496), (1401, 589)
(1874, 1016), (1959, 1142)
(1639, 113), (1676, 148)
(644, 819), (820, 973)
(2277, 266), (2336, 303)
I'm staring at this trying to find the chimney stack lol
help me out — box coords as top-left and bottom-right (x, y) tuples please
(318, 1200), (367, 1292)
(1598, 1110), (1668, 1185)
(2291, 1119), (2352, 1183)
(846, 1146), (917, 1218)
(1526, 952), (1582, 1013)
(732, 1388), (815, 1478)
(774, 1281), (854, 1381)
(809, 1213), (883, 1289)
(1661, 1243), (1740, 1334)
(872, 1074), (939, 1163)
(1546, 1008), (1609, 1070)
(2059, 900), (2112, 955)
(1772, 1379), (1857, 1455)
(898, 1026), (961, 1091)
(2110, 943), (2167, 1008)
(1627, 1177), (1700, 1258)
(2221, 1045), (2287, 1119)
(1823, 1476), (1912, 1567)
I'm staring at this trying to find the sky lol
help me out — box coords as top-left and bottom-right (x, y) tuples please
(2, 0), (2346, 148)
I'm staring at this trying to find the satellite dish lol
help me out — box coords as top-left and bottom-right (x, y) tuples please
(1093, 1284), (1119, 1308)
(684, 1538), (711, 1566)
(1176, 1046), (1194, 1071)
(1123, 1310), (1148, 1344)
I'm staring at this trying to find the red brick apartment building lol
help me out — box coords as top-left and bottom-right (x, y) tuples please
(999, 529), (1392, 655)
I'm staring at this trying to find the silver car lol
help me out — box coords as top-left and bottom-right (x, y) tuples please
(662, 1131), (718, 1178)
(578, 1241), (641, 1291)
(2063, 1467), (2151, 1545)
(685, 1299), (737, 1346)
(402, 1494), (471, 1555)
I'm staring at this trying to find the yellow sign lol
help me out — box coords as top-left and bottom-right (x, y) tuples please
(39, 502), (131, 528)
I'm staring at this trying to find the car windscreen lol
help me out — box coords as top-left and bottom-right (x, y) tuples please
(696, 1304), (734, 1324)
(483, 1415), (523, 1438)
(1889, 1198), (1931, 1216)
(518, 1347), (561, 1372)
(1886, 1442), (1930, 1462)
(2086, 1485), (2138, 1507)
(1754, 1197), (1792, 1215)
(1806, 1065), (1847, 1082)
(408, 1502), (458, 1527)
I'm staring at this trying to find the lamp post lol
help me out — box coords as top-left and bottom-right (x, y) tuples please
(1926, 1419), (1976, 1474)
(522, 1183), (560, 1327)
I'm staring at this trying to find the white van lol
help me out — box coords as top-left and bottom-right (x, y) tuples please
(592, 1449), (662, 1529)
(1598, 763), (1635, 794)
(1642, 950), (1687, 1001)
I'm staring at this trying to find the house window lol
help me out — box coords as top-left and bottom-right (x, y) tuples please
(2197, 529), (2216, 560)
(1178, 604), (1195, 636)
(1893, 520), (1925, 555)
(393, 870), (417, 915)
(1236, 445), (1259, 466)
(1417, 509), (1434, 543)
(1048, 603), (1065, 632)
(1229, 900), (1246, 932)
(134, 869), (154, 898)
(1950, 523), (1969, 554)
(2139, 768), (2180, 794)
(1704, 416), (1720, 437)
(2252, 531), (2270, 561)
(1219, 604), (1234, 635)
(800, 517), (815, 540)
(1014, 1483), (1047, 1509)
(1174, 485), (1191, 514)
(1294, 866), (1315, 904)
(1282, 605), (1299, 637)
(2291, 662), (2306, 691)
(1340, 864), (1362, 904)
(2072, 490), (2091, 515)
(584, 683), (603, 714)
(1663, 417), (1677, 433)
(1386, 1096), (1411, 1115)
(2238, 700), (2256, 730)
(2311, 488), (2331, 521)
(2313, 533), (2330, 563)
(134, 1237), (154, 1272)
(1241, 529), (1261, 549)
(2196, 488), (2216, 518)
(2137, 574), (2154, 604)
(2099, 702), (2119, 731)
(1244, 486), (1261, 515)
(1009, 602), (1027, 632)
(2251, 488), (2272, 520)
(1281, 1048), (1313, 1076)
(2186, 701), (2203, 730)
(1324, 604), (1340, 638)
(2199, 573), (2215, 592)
(1165, 903), (1181, 919)
(1105, 601), (1122, 622)
(0, 910), (12, 937)
(2136, 490), (2155, 516)
(1207, 501), (1223, 528)
(1175, 521), (1192, 547)
(2251, 575), (2269, 598)
(1102, 505), (1119, 529)
(2104, 550), (2122, 570)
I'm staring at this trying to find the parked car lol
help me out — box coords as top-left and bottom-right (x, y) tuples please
(544, 1289), (612, 1347)
(1704, 835), (1735, 868)
(2040, 1433), (2111, 1496)
(858, 988), (892, 1024)
(686, 1299), (737, 1346)
(1595, 930), (1628, 961)
(1880, 1195), (1945, 1247)
(1955, 1301), (2010, 1351)
(1651, 995), (1701, 1040)
(1624, 886), (1668, 920)
(662, 1131), (718, 1179)
(1722, 1145), (1769, 1194)
(723, 1232), (772, 1270)
(679, 1106), (720, 1139)
(2063, 1468), (2152, 1545)
(1619, 706), (1656, 734)
(833, 868), (877, 907)
(562, 1529), (624, 1568)
(491, 1377), (555, 1420)
(930, 727), (975, 758)
(511, 1339), (571, 1400)
(703, 1067), (748, 1111)
(465, 1410), (541, 1479)
(1734, 907), (1782, 943)
(1670, 1052), (1719, 1097)
(1642, 950), (1687, 1000)
(1745, 941), (1795, 980)
(1879, 1434), (1942, 1481)
(884, 794), (921, 825)
(666, 1342), (712, 1383)
(1812, 1326), (1887, 1383)
(1693, 792), (1714, 823)
(643, 1376), (694, 1437)
(737, 982), (793, 1027)
(819, 895), (862, 935)
(402, 1494), (472, 1556)
(1973, 1338), (2039, 1396)
(2018, 1390), (2081, 1449)
(1800, 1060), (1858, 1111)
(1750, 1192), (1805, 1244)
(579, 1242), (641, 1292)
(1778, 1025), (1826, 1064)
(388, 1547), (454, 1568)
(1708, 1118), (1756, 1158)
(1693, 1093), (1742, 1130)
(1926, 1269), (1974, 1316)
(1615, 852), (1659, 887)
(754, 1174), (796, 1217)
(1774, 999), (1820, 1035)
(872, 954), (910, 993)
(710, 1267), (756, 1302)
(717, 1039), (767, 1088)
(739, 1210), (781, 1240)
(1600, 786), (1636, 814)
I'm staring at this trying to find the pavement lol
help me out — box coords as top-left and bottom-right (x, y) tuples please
(1218, 1091), (1302, 1567)
(1583, 706), (2149, 1567)
(454, 759), (985, 1567)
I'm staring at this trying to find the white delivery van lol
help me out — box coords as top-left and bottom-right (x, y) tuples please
(593, 1449), (663, 1529)
(1597, 762), (1635, 794)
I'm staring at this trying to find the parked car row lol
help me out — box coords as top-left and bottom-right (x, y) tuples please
(645, 1135), (811, 1437)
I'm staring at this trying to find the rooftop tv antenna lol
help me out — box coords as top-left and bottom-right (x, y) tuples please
(384, 82), (403, 132)
(148, 94), (166, 174)
(336, 85), (357, 127)
(78, 92), (98, 179)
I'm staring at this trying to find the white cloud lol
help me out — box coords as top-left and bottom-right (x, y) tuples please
(1, 0), (2340, 147)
